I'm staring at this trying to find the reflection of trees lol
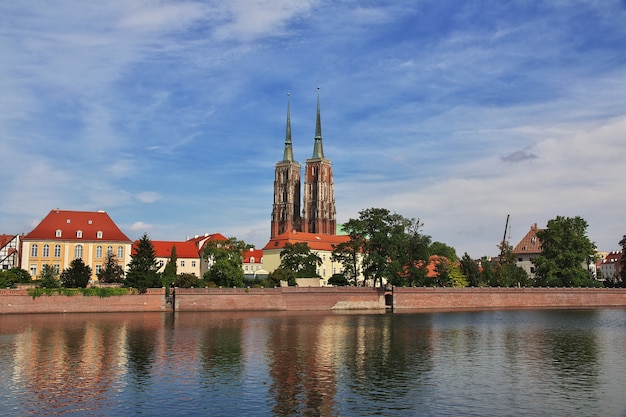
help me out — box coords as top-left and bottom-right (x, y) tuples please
(267, 315), (338, 417)
(545, 329), (599, 387)
(125, 325), (157, 386)
(198, 320), (244, 395)
(343, 314), (434, 409)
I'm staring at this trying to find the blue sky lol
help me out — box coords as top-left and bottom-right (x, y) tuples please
(1, 0), (625, 258)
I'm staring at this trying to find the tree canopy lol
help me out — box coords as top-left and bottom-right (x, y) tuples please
(98, 253), (125, 284)
(126, 233), (161, 292)
(279, 242), (322, 278)
(203, 237), (250, 287)
(161, 245), (178, 287)
(60, 258), (92, 288)
(532, 216), (598, 287)
(0, 268), (31, 288)
(39, 264), (59, 288)
(335, 208), (431, 287)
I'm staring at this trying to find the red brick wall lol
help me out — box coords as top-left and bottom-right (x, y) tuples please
(0, 288), (166, 314)
(393, 287), (626, 309)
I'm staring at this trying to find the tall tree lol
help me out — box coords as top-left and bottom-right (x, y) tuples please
(39, 264), (59, 288)
(279, 242), (322, 278)
(61, 258), (92, 288)
(532, 216), (598, 287)
(460, 253), (482, 287)
(341, 208), (430, 287)
(203, 237), (250, 288)
(331, 237), (362, 286)
(126, 233), (161, 292)
(98, 253), (125, 283)
(161, 245), (178, 287)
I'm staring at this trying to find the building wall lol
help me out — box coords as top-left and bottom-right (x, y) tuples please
(20, 240), (132, 280)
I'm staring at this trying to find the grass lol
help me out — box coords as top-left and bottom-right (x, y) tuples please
(27, 287), (137, 299)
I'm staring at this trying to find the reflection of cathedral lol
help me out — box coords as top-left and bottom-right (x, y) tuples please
(271, 92), (337, 238)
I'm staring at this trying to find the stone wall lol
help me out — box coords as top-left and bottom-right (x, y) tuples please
(0, 288), (166, 314)
(2, 287), (626, 314)
(393, 287), (626, 310)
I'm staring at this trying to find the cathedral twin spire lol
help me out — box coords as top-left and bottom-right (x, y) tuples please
(272, 90), (336, 237)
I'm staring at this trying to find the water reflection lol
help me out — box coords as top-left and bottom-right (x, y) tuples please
(0, 309), (625, 417)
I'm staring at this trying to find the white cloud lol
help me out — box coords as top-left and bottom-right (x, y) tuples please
(129, 221), (153, 232)
(136, 192), (161, 204)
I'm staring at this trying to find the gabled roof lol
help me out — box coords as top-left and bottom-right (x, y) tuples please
(602, 251), (622, 264)
(512, 223), (542, 255)
(0, 234), (17, 249)
(262, 230), (350, 252)
(243, 248), (263, 264)
(150, 240), (202, 259)
(24, 210), (131, 242)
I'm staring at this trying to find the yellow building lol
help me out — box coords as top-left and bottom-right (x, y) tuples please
(20, 209), (132, 281)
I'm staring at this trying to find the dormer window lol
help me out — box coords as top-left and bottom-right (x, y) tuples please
(55, 229), (62, 237)
(97, 231), (103, 239)
(77, 230), (83, 238)
(250, 257), (255, 263)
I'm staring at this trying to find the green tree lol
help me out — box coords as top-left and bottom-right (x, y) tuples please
(0, 267), (31, 288)
(98, 253), (125, 283)
(328, 273), (349, 286)
(430, 241), (459, 262)
(39, 264), (59, 288)
(203, 237), (250, 287)
(126, 233), (161, 293)
(460, 253), (482, 287)
(532, 216), (598, 287)
(174, 272), (200, 288)
(60, 258), (92, 288)
(161, 245), (178, 287)
(279, 242), (322, 278)
(341, 208), (430, 287)
(331, 237), (362, 285)
(491, 241), (529, 287)
(267, 267), (295, 287)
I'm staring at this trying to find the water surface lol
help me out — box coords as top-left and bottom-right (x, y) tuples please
(1, 309), (625, 416)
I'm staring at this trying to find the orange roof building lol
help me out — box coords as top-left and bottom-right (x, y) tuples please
(511, 223), (543, 278)
(20, 209), (132, 280)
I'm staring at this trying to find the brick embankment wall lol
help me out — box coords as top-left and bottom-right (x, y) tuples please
(393, 287), (626, 310)
(174, 287), (385, 311)
(0, 288), (166, 314)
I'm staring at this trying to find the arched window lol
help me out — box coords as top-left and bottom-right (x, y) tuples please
(31, 244), (38, 257)
(75, 244), (83, 259)
(42, 244), (50, 258)
(117, 246), (124, 258)
(107, 246), (113, 256)
(96, 246), (102, 258)
(54, 245), (61, 258)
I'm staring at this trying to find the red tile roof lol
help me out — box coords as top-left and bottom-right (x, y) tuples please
(243, 248), (263, 264)
(512, 223), (542, 254)
(24, 210), (131, 242)
(0, 234), (16, 249)
(262, 230), (350, 252)
(150, 240), (202, 259)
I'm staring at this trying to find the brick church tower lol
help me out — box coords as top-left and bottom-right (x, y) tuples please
(302, 92), (336, 235)
(271, 97), (302, 237)
(271, 91), (336, 237)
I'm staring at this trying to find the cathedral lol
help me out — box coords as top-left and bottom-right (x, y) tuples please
(263, 92), (349, 282)
(270, 92), (337, 237)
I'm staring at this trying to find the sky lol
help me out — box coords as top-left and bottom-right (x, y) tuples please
(1, 0), (625, 258)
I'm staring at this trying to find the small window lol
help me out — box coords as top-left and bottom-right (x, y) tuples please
(53, 264), (60, 274)
(43, 244), (50, 258)
(191, 261), (196, 267)
(77, 230), (83, 238)
(95, 265), (102, 274)
(180, 260), (185, 267)
(75, 244), (83, 259)
(30, 264), (37, 277)
(107, 246), (113, 256)
(117, 246), (124, 258)
(31, 244), (38, 257)
(97, 231), (103, 239)
(250, 257), (255, 263)
(54, 245), (61, 258)
(56, 229), (62, 237)
(518, 257), (522, 262)
(96, 246), (103, 258)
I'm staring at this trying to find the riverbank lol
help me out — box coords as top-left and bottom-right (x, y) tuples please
(1, 286), (626, 314)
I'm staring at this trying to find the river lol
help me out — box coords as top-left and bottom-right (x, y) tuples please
(1, 309), (625, 416)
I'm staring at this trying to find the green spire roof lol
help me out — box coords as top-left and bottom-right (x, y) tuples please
(312, 90), (324, 159)
(282, 95), (294, 162)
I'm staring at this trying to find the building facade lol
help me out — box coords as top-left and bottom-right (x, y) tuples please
(0, 234), (20, 270)
(512, 223), (542, 278)
(20, 210), (132, 280)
